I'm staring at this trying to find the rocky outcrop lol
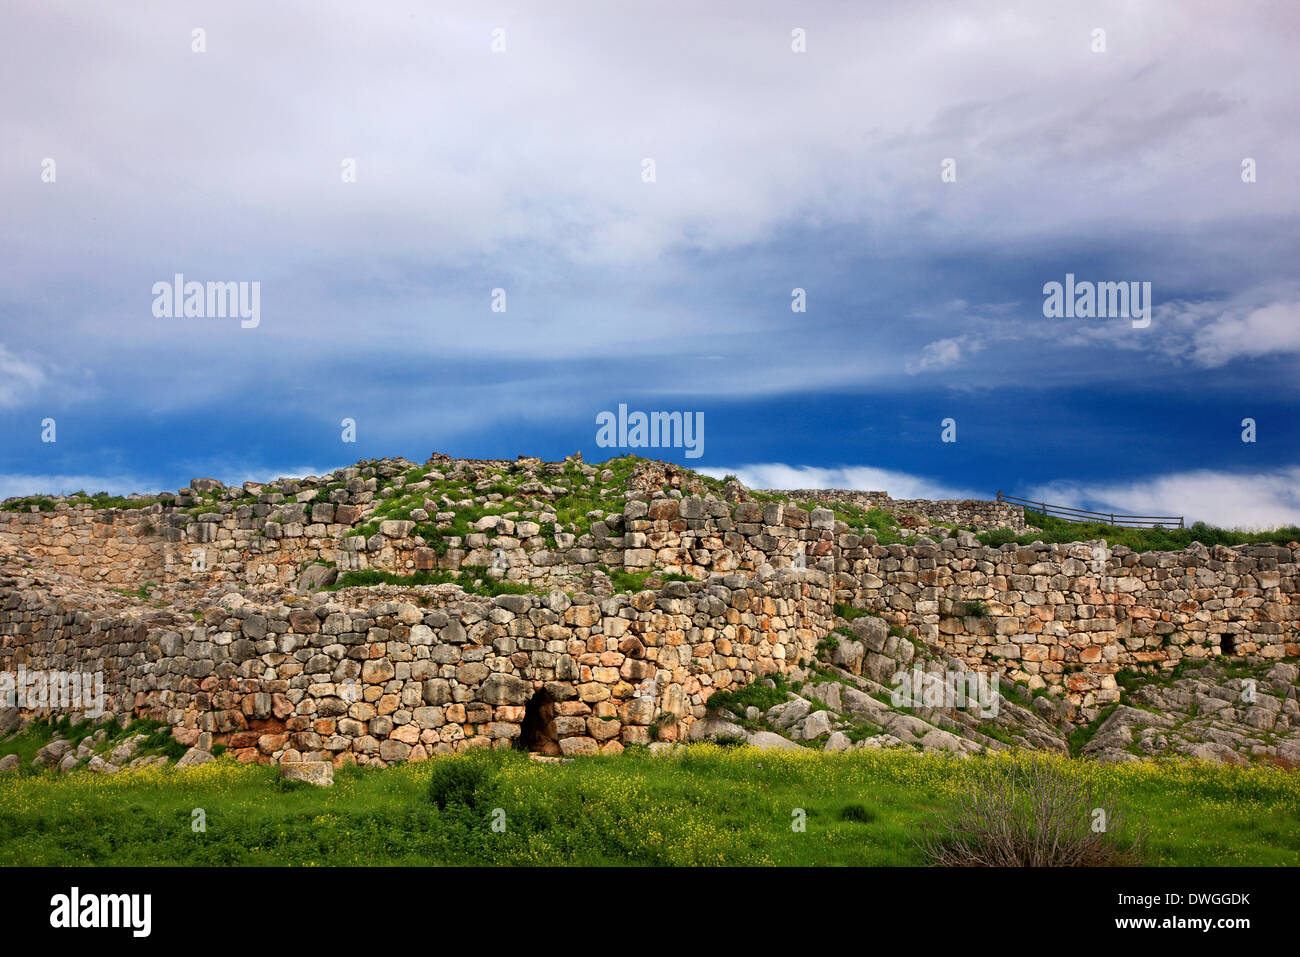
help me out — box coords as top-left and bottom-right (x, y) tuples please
(1083, 660), (1300, 765)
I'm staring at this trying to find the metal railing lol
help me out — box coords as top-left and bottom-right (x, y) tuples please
(996, 491), (1183, 529)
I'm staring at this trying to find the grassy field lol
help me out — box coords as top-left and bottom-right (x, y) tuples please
(1, 747), (1297, 866)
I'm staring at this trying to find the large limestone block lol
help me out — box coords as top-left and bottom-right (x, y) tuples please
(280, 761), (335, 786)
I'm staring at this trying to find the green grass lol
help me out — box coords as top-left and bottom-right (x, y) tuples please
(602, 567), (655, 592)
(340, 454), (639, 550)
(0, 717), (183, 770)
(349, 493), (493, 545)
(704, 674), (792, 716)
(0, 748), (1295, 866)
(821, 631), (846, 655)
(1, 491), (167, 512)
(410, 505), (505, 556)
(975, 722), (1019, 746)
(844, 722), (886, 742)
(834, 603), (870, 622)
(546, 456), (637, 537)
(594, 565), (694, 593)
(800, 501), (921, 544)
(0, 722), (63, 766)
(1, 495), (58, 512)
(978, 511), (1300, 552)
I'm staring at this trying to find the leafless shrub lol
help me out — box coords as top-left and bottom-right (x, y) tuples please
(917, 755), (1145, 866)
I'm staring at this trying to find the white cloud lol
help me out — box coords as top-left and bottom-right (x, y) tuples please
(1066, 289), (1300, 359)
(704, 463), (1300, 530)
(1026, 467), (1300, 529)
(206, 465), (343, 487)
(0, 345), (45, 408)
(0, 473), (152, 500)
(3, 1), (1297, 291)
(905, 335), (983, 374)
(1190, 301), (1300, 367)
(700, 463), (979, 500)
(0, 465), (339, 501)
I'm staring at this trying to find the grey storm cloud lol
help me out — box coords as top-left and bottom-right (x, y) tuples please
(0, 0), (1297, 421)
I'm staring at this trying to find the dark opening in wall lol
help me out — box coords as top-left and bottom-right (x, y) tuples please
(518, 688), (560, 756)
(1221, 634), (1237, 656)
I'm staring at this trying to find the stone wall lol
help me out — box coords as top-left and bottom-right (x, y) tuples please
(3, 488), (1297, 734)
(0, 490), (1023, 590)
(834, 537), (1300, 708)
(1, 570), (829, 766)
(758, 489), (1029, 531)
(0, 495), (853, 588)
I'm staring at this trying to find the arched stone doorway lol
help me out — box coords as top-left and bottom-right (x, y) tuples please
(517, 688), (561, 756)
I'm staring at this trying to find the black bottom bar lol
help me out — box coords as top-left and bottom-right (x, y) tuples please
(0, 866), (1292, 944)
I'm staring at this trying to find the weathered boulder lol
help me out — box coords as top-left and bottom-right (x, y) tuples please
(176, 747), (213, 769)
(794, 710), (835, 740)
(831, 637), (865, 675)
(851, 615), (890, 653)
(765, 697), (810, 730)
(33, 739), (72, 767)
(823, 731), (852, 752)
(687, 715), (747, 742)
(280, 761), (334, 786)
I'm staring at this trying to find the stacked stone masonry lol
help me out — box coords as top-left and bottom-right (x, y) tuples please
(1, 571), (828, 766)
(3, 487), (1298, 762)
(761, 489), (1030, 531)
(0, 490), (1024, 589)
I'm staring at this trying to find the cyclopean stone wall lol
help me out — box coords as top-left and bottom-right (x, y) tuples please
(759, 489), (1030, 531)
(1, 570), (830, 766)
(0, 488), (1027, 591)
(833, 536), (1299, 708)
(3, 483), (1297, 732)
(4, 530), (1296, 760)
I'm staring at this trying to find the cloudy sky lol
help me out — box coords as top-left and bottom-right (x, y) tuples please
(1, 0), (1297, 527)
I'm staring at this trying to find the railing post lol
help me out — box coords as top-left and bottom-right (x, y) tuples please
(1003, 494), (1184, 530)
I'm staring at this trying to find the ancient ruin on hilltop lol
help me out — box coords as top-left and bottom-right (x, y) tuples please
(2, 454), (1297, 768)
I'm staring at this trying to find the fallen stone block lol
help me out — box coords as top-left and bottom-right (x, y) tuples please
(176, 747), (214, 769)
(280, 761), (334, 787)
(745, 730), (804, 751)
